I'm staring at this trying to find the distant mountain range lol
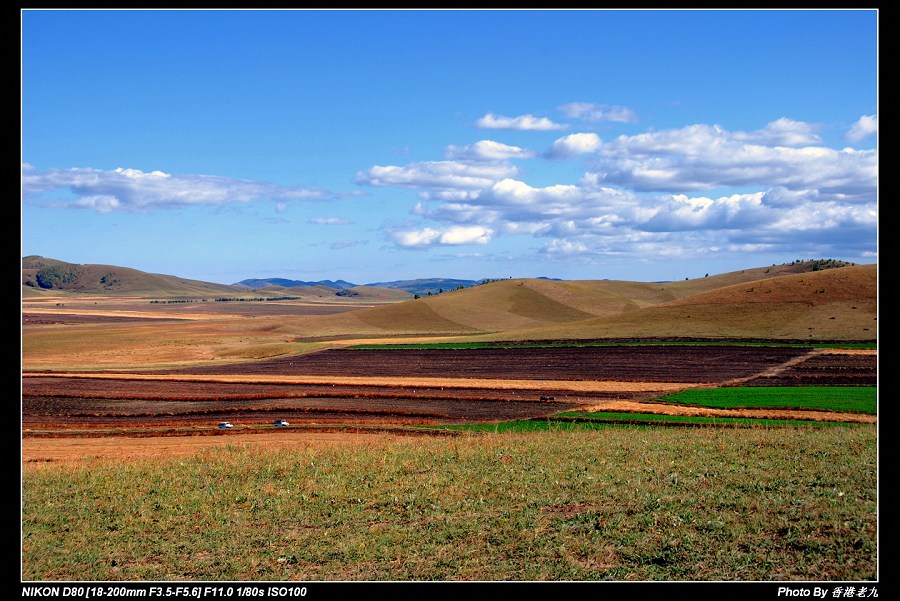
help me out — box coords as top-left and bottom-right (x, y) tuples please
(234, 278), (359, 290)
(21, 255), (556, 298)
(235, 277), (490, 296)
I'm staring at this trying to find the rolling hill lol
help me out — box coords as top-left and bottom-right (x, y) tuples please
(22, 256), (266, 298)
(314, 261), (877, 342)
(21, 256), (877, 342)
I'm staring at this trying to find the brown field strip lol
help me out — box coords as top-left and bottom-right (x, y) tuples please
(577, 400), (877, 424)
(818, 347), (877, 355)
(21, 371), (697, 394)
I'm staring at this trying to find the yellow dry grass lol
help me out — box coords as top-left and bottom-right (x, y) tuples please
(22, 431), (402, 469)
(21, 263), (877, 372)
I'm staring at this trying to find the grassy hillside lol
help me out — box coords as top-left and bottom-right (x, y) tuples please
(490, 264), (877, 342)
(22, 258), (876, 370)
(316, 262), (876, 342)
(22, 256), (283, 298)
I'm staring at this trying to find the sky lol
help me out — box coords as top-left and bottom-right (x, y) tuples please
(21, 9), (878, 285)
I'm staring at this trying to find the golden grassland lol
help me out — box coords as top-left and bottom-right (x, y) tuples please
(21, 263), (877, 371)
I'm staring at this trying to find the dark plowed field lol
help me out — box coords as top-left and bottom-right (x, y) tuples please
(22, 346), (875, 436)
(742, 352), (877, 386)
(160, 345), (811, 383)
(22, 394), (576, 427)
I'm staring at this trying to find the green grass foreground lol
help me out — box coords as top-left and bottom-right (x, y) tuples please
(22, 427), (877, 581)
(658, 387), (876, 414)
(444, 414), (854, 432)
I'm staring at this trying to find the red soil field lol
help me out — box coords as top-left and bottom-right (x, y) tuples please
(23, 345), (875, 436)
(21, 345), (876, 466)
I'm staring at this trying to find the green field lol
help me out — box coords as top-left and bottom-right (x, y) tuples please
(657, 386), (876, 414)
(22, 426), (877, 581)
(443, 414), (856, 433)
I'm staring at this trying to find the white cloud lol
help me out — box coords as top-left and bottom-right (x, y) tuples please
(476, 112), (568, 131)
(559, 102), (638, 123)
(845, 114), (877, 142)
(444, 140), (535, 162)
(546, 132), (602, 158)
(355, 161), (517, 191)
(330, 239), (360, 250)
(355, 115), (874, 263)
(486, 178), (582, 206)
(439, 225), (493, 245)
(21, 166), (327, 212)
(72, 195), (122, 213)
(736, 118), (822, 146)
(591, 122), (876, 199)
(641, 192), (770, 232)
(310, 217), (352, 225)
(541, 239), (590, 255)
(393, 228), (441, 248)
(392, 225), (493, 248)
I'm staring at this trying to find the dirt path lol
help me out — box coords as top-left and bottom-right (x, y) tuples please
(720, 348), (827, 386)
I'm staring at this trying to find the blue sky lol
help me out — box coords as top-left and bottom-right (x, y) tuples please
(21, 9), (878, 285)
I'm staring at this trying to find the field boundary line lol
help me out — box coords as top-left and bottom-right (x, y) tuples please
(21, 372), (700, 394)
(577, 399), (877, 424)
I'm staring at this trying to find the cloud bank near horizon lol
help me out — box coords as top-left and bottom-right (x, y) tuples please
(23, 107), (877, 267)
(21, 165), (327, 213)
(357, 111), (876, 260)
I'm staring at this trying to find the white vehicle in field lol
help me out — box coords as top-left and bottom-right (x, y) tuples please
(273, 419), (290, 427)
(218, 422), (234, 429)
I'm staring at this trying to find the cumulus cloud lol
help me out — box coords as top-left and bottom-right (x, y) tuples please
(485, 178), (583, 207)
(545, 132), (602, 159)
(591, 121), (876, 200)
(21, 166), (327, 212)
(444, 140), (535, 162)
(845, 114), (877, 142)
(738, 117), (822, 146)
(476, 112), (568, 131)
(357, 115), (874, 263)
(392, 225), (493, 248)
(541, 239), (591, 255)
(559, 102), (639, 124)
(355, 160), (517, 192)
(640, 192), (771, 232)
